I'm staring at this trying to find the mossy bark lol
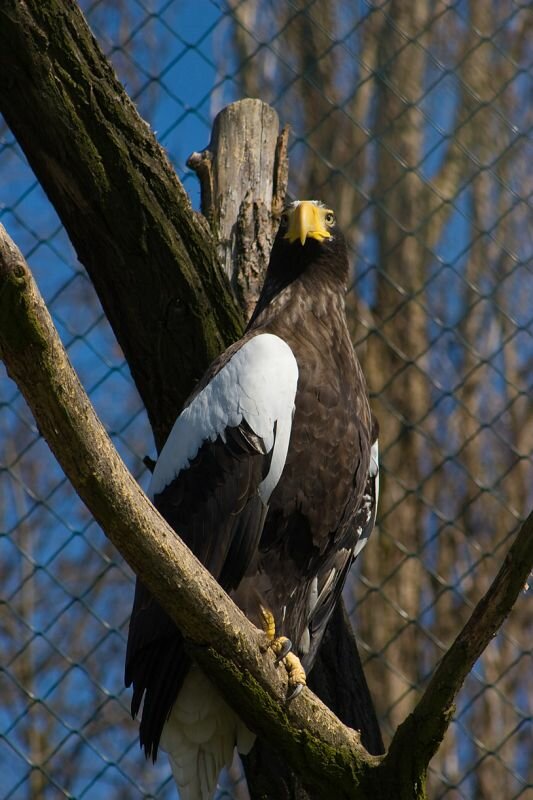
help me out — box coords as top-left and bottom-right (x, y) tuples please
(0, 0), (244, 449)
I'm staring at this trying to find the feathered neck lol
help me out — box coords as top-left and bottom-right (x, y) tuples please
(247, 237), (349, 331)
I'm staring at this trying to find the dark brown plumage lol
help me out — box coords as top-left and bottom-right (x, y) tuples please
(125, 201), (377, 794)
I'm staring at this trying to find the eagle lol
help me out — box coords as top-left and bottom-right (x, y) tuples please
(125, 200), (379, 800)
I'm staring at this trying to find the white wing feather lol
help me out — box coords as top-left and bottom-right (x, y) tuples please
(150, 333), (298, 503)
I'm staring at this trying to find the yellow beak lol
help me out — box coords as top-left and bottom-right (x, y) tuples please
(284, 201), (332, 245)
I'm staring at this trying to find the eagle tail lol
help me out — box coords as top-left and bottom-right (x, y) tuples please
(160, 665), (255, 800)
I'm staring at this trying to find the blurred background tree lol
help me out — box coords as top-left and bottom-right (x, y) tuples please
(0, 1), (531, 798)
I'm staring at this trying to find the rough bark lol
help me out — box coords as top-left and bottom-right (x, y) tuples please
(1, 223), (532, 799)
(188, 98), (289, 318)
(0, 0), (244, 450)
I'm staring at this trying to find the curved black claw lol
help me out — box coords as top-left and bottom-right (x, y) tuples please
(273, 636), (293, 664)
(287, 681), (304, 701)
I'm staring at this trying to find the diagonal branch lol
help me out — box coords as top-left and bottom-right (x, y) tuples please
(385, 508), (533, 779)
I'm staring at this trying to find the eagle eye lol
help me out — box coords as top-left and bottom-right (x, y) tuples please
(325, 212), (335, 225)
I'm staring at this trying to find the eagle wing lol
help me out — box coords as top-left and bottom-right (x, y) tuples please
(125, 333), (298, 758)
(303, 433), (379, 669)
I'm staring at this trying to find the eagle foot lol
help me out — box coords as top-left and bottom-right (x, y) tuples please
(270, 635), (292, 664)
(259, 606), (306, 699)
(260, 606), (292, 659)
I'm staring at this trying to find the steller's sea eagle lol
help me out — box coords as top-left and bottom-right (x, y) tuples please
(125, 200), (379, 800)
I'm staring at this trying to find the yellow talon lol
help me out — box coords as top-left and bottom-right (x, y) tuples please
(259, 605), (306, 699)
(285, 651), (307, 698)
(270, 635), (292, 662)
(260, 606), (289, 657)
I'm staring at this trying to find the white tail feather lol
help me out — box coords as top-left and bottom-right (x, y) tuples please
(160, 666), (255, 800)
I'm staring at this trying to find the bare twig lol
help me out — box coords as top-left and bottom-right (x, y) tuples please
(384, 510), (533, 787)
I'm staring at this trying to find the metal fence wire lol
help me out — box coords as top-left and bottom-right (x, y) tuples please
(1, 1), (531, 798)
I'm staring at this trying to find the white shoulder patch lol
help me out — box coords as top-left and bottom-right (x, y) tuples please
(150, 334), (298, 501)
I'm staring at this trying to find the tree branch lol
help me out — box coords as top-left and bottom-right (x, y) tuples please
(385, 509), (533, 779)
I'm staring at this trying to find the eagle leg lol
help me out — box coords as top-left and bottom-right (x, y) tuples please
(260, 606), (307, 699)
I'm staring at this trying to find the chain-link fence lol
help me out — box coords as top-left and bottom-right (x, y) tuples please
(1, 1), (531, 798)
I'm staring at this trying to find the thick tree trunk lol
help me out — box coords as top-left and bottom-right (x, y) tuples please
(0, 0), (243, 449)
